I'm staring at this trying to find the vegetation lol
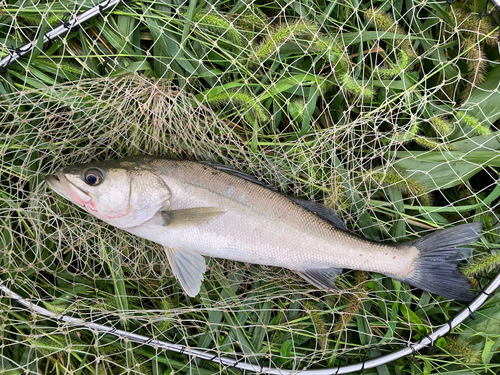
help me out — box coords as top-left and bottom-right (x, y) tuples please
(0, 0), (500, 374)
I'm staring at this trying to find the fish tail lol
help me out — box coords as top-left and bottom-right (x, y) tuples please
(402, 222), (482, 301)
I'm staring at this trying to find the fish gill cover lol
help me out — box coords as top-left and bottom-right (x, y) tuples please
(0, 0), (499, 374)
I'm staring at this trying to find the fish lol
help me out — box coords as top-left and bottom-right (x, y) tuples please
(45, 156), (482, 300)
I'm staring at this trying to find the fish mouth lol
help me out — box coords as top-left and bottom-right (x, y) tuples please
(45, 171), (92, 207)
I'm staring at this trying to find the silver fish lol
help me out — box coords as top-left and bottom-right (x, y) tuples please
(45, 156), (481, 300)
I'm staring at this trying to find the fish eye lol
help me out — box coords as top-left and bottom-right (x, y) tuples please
(83, 168), (104, 186)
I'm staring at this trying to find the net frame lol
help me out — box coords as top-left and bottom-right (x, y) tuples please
(1, 274), (499, 373)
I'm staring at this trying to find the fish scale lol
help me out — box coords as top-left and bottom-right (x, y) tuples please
(150, 160), (416, 272)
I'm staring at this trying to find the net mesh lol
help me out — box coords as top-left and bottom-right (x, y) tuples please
(1, 0), (499, 373)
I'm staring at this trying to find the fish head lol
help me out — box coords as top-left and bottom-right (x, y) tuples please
(45, 159), (171, 228)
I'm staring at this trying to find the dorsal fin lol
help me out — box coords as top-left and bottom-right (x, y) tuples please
(290, 197), (348, 231)
(200, 161), (278, 191)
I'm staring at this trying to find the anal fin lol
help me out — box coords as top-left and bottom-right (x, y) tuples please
(295, 267), (342, 290)
(164, 247), (206, 297)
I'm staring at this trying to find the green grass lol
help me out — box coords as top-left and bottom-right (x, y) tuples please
(0, 0), (500, 374)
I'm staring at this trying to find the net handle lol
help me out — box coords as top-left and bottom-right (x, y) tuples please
(0, 0), (121, 70)
(1, 272), (499, 374)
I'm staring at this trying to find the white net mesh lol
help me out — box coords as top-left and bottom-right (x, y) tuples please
(1, 0), (500, 374)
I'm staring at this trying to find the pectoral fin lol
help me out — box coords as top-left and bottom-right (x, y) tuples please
(295, 268), (342, 290)
(164, 247), (206, 297)
(161, 207), (225, 227)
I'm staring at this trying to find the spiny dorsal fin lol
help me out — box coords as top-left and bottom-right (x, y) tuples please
(200, 161), (278, 191)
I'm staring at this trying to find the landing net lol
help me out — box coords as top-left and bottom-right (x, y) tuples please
(0, 1), (499, 374)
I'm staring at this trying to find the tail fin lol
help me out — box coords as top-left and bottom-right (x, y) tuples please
(402, 222), (482, 301)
